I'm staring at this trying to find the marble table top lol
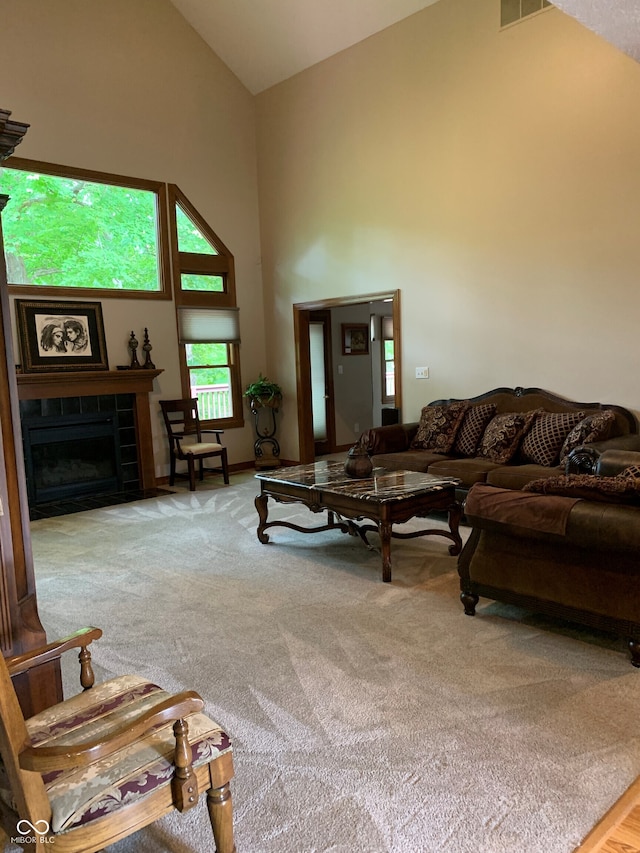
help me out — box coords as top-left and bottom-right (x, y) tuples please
(256, 460), (460, 503)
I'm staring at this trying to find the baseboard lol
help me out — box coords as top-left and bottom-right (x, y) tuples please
(156, 458), (299, 486)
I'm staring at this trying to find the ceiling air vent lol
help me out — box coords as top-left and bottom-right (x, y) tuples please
(501, 0), (553, 28)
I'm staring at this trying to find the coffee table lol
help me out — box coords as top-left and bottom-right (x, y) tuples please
(254, 461), (462, 582)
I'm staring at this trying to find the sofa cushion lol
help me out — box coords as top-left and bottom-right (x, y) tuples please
(558, 410), (616, 464)
(476, 411), (538, 464)
(465, 483), (579, 535)
(520, 411), (585, 466)
(410, 401), (469, 453)
(523, 473), (640, 504)
(486, 463), (563, 492)
(427, 457), (500, 486)
(372, 450), (447, 473)
(453, 403), (496, 457)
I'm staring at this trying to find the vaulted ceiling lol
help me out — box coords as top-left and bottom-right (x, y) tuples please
(168, 0), (639, 95)
(552, 0), (640, 63)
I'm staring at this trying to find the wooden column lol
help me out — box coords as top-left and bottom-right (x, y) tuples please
(0, 110), (61, 714)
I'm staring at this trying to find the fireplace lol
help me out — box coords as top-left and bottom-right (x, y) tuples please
(19, 391), (142, 514)
(16, 369), (162, 517)
(22, 411), (123, 505)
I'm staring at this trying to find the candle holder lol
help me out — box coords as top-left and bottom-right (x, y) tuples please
(128, 331), (141, 369)
(142, 327), (156, 369)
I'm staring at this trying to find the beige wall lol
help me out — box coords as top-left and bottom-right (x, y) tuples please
(0, 0), (265, 473)
(256, 0), (640, 459)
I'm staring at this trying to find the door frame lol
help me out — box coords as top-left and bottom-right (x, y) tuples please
(309, 309), (336, 456)
(293, 289), (402, 464)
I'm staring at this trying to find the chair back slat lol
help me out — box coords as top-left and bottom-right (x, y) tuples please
(160, 399), (203, 442)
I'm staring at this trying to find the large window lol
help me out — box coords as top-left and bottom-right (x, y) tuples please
(0, 158), (170, 298)
(1, 159), (243, 428)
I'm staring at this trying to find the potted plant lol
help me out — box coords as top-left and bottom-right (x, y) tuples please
(244, 373), (282, 409)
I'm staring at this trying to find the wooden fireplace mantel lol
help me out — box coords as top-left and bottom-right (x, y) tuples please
(16, 368), (163, 398)
(17, 369), (163, 490)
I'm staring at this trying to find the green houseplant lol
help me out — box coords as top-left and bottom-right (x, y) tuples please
(244, 373), (282, 409)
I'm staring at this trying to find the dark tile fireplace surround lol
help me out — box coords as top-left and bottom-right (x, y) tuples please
(16, 370), (163, 519)
(20, 393), (139, 518)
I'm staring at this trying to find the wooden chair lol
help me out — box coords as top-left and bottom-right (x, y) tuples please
(0, 627), (235, 852)
(160, 398), (230, 491)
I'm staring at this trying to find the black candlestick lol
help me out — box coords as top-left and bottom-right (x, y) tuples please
(142, 327), (156, 369)
(129, 331), (141, 369)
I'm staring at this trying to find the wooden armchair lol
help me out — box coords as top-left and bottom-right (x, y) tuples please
(0, 627), (235, 852)
(160, 398), (230, 491)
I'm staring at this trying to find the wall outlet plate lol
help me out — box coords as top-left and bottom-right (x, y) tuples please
(415, 367), (429, 379)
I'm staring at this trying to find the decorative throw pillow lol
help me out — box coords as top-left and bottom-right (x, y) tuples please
(558, 410), (617, 464)
(519, 411), (585, 467)
(619, 464), (640, 483)
(410, 401), (469, 453)
(523, 473), (640, 504)
(476, 410), (538, 464)
(453, 403), (496, 457)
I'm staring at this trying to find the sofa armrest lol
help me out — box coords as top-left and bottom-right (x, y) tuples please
(361, 422), (419, 455)
(565, 433), (640, 474)
(594, 449), (640, 478)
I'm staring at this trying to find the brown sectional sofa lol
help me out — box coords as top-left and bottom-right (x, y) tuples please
(459, 450), (640, 666)
(361, 386), (640, 500)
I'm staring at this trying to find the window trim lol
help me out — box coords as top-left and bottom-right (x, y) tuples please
(167, 184), (236, 309)
(3, 157), (172, 300)
(180, 341), (243, 431)
(168, 184), (243, 428)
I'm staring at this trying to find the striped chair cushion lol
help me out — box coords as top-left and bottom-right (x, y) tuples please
(18, 675), (231, 833)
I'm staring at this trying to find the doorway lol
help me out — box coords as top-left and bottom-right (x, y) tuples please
(294, 290), (402, 464)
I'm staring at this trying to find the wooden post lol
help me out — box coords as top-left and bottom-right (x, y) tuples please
(0, 110), (62, 714)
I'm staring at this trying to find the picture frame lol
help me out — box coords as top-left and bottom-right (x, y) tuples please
(15, 299), (109, 373)
(341, 323), (369, 356)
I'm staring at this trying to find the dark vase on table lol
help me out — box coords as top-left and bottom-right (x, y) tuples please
(344, 442), (373, 479)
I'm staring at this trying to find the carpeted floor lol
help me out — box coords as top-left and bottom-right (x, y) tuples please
(8, 471), (640, 852)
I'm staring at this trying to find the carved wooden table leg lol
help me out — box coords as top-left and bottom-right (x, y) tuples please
(255, 493), (270, 543)
(379, 520), (393, 583)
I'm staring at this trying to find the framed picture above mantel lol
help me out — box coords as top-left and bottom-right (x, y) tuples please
(15, 299), (109, 373)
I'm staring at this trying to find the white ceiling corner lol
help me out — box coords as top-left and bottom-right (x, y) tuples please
(168, 0), (442, 94)
(168, 0), (640, 96)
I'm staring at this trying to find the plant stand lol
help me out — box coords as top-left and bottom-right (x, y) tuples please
(249, 397), (281, 469)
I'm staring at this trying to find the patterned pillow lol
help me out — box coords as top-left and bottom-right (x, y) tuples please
(410, 401), (469, 453)
(453, 403), (496, 457)
(558, 410), (616, 464)
(520, 411), (585, 467)
(619, 464), (640, 482)
(523, 473), (640, 504)
(476, 411), (538, 464)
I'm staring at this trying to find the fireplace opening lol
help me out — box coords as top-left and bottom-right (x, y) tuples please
(22, 412), (122, 505)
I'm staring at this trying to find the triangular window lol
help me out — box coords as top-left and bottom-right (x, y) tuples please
(176, 204), (219, 255)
